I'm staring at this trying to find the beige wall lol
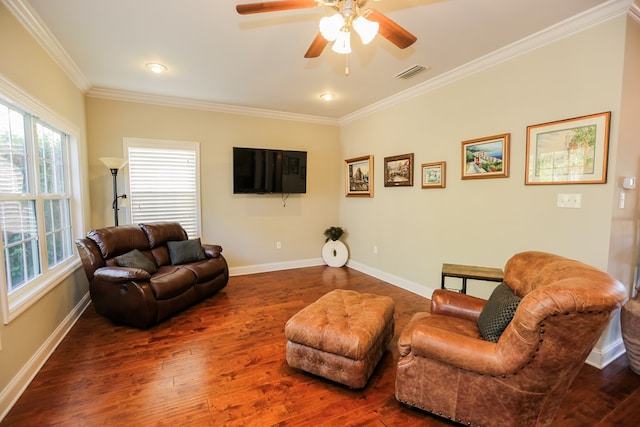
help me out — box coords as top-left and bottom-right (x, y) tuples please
(608, 14), (640, 296)
(601, 13), (640, 352)
(0, 2), (89, 412)
(340, 16), (627, 291)
(85, 98), (342, 269)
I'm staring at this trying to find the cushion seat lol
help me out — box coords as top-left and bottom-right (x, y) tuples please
(149, 266), (196, 299)
(180, 258), (227, 283)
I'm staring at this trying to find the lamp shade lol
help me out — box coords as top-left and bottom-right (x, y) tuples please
(353, 16), (379, 45)
(332, 29), (352, 54)
(99, 157), (128, 170)
(319, 13), (344, 41)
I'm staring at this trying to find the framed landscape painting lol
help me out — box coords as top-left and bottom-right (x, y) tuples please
(345, 155), (374, 197)
(461, 134), (510, 180)
(421, 161), (446, 188)
(525, 112), (611, 185)
(384, 153), (414, 187)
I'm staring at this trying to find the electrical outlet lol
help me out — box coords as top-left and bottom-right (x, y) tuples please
(373, 245), (378, 255)
(276, 241), (281, 249)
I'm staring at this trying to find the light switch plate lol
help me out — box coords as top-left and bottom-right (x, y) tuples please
(623, 177), (636, 189)
(557, 193), (582, 208)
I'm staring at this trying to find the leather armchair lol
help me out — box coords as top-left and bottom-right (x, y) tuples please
(395, 251), (627, 427)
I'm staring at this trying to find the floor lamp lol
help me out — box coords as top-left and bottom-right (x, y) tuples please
(99, 157), (128, 226)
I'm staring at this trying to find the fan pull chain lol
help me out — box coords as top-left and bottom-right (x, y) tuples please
(345, 54), (350, 76)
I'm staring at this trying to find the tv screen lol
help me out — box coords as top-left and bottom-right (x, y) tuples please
(233, 147), (307, 194)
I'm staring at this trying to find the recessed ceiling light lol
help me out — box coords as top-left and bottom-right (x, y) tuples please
(320, 93), (334, 101)
(145, 63), (167, 74)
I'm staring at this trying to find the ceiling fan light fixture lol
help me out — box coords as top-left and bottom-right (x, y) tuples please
(353, 15), (378, 45)
(331, 29), (351, 54)
(319, 13), (344, 41)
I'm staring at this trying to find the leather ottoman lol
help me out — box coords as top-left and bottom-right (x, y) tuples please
(285, 289), (395, 388)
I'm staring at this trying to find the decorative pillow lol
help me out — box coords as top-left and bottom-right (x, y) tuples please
(114, 249), (157, 274)
(477, 282), (521, 342)
(167, 238), (206, 265)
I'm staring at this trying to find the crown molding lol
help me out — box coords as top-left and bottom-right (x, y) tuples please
(3, 0), (337, 125)
(4, 0), (634, 126)
(2, 0), (91, 92)
(340, 0), (634, 125)
(86, 88), (339, 126)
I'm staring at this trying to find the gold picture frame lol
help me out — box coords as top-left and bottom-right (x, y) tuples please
(421, 161), (446, 188)
(525, 112), (611, 185)
(345, 155), (374, 197)
(461, 134), (510, 180)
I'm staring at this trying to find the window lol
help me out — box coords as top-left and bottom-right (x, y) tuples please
(0, 95), (79, 323)
(124, 138), (201, 238)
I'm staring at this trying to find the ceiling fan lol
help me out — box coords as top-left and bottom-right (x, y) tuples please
(235, 0), (417, 58)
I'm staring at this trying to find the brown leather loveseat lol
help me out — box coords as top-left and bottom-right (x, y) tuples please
(76, 222), (229, 328)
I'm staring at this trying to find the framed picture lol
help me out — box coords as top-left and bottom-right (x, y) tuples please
(421, 162), (446, 188)
(384, 153), (414, 187)
(345, 155), (374, 197)
(461, 134), (510, 180)
(525, 112), (611, 185)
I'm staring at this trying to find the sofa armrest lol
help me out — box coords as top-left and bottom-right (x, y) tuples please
(93, 266), (151, 282)
(407, 323), (523, 375)
(75, 237), (105, 281)
(203, 244), (223, 258)
(431, 289), (486, 322)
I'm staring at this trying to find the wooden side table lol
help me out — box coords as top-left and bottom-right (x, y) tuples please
(441, 263), (504, 294)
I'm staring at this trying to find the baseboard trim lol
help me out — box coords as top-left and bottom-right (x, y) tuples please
(229, 258), (324, 276)
(346, 260), (436, 299)
(0, 292), (91, 421)
(585, 338), (627, 369)
(229, 258), (437, 299)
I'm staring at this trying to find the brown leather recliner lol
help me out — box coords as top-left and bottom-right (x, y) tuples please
(395, 251), (627, 427)
(75, 222), (229, 328)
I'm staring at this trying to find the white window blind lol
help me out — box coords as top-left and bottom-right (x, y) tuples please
(125, 139), (200, 238)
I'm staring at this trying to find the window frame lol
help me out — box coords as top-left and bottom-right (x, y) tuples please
(0, 75), (85, 324)
(123, 138), (202, 238)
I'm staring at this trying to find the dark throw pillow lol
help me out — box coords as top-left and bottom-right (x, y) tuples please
(114, 249), (157, 274)
(477, 282), (521, 343)
(167, 238), (206, 265)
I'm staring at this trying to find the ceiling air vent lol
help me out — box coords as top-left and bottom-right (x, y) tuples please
(395, 65), (428, 80)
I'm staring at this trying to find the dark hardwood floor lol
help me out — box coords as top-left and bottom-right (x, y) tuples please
(3, 266), (640, 426)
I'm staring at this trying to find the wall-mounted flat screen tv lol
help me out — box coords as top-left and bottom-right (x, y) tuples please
(233, 147), (307, 194)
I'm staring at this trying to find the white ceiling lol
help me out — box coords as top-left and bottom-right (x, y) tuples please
(9, 0), (636, 122)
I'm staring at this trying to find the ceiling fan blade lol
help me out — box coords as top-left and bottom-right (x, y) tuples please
(304, 32), (329, 58)
(236, 1), (319, 15)
(366, 10), (417, 49)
